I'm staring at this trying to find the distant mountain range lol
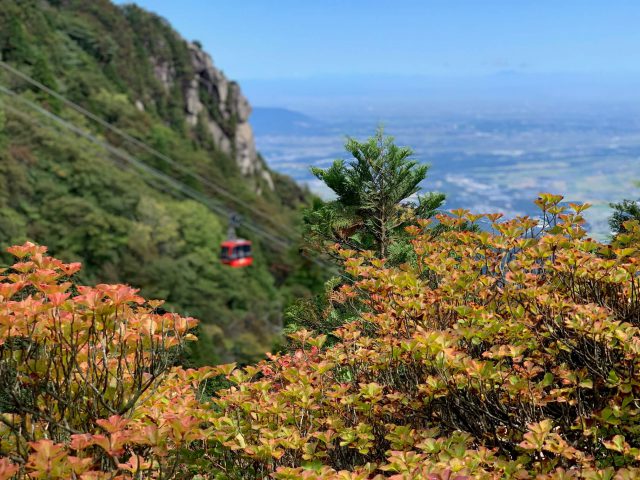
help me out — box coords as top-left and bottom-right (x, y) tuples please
(251, 107), (330, 136)
(242, 72), (640, 118)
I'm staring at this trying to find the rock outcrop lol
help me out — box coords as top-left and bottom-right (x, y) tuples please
(180, 42), (274, 190)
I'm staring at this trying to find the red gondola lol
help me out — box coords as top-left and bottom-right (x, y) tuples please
(220, 239), (253, 268)
(220, 214), (253, 268)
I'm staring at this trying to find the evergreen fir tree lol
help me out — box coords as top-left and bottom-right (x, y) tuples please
(305, 128), (445, 258)
(609, 198), (640, 235)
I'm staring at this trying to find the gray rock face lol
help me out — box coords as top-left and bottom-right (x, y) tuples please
(206, 119), (232, 154)
(184, 77), (203, 126)
(235, 122), (257, 176)
(150, 41), (274, 192)
(228, 82), (251, 123)
(151, 57), (175, 91)
(190, 42), (274, 191)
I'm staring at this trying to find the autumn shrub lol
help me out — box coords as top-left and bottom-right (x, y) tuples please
(0, 242), (216, 479)
(3, 194), (640, 479)
(204, 194), (640, 479)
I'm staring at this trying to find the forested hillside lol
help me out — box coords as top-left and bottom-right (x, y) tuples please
(0, 0), (324, 364)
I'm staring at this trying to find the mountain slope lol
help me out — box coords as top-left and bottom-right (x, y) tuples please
(0, 0), (323, 364)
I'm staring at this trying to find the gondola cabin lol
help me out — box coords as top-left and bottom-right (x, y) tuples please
(220, 239), (253, 268)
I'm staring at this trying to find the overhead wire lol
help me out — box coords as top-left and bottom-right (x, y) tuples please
(0, 84), (293, 251)
(0, 60), (300, 239)
(1, 103), (198, 204)
(0, 61), (346, 273)
(0, 82), (342, 275)
(4, 62), (509, 286)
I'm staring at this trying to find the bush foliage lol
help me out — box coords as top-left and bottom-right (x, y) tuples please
(3, 195), (640, 478)
(0, 242), (215, 478)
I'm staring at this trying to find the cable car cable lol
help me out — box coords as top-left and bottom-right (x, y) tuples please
(0, 61), (301, 240)
(0, 85), (294, 252)
(0, 62), (344, 274)
(3, 99), (314, 273)
(0, 85), (341, 275)
(0, 66), (350, 278)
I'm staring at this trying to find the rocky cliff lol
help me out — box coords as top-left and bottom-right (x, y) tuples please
(185, 42), (274, 191)
(128, 12), (273, 192)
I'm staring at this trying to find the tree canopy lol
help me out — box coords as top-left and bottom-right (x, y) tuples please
(305, 129), (445, 259)
(610, 199), (640, 236)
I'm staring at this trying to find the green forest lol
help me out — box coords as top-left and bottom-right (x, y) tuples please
(0, 0), (326, 365)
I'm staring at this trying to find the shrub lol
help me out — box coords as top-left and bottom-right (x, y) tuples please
(206, 195), (640, 479)
(3, 194), (640, 479)
(0, 242), (215, 479)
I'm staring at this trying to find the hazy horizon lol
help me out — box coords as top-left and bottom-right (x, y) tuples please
(116, 1), (640, 116)
(112, 0), (640, 239)
(240, 71), (640, 118)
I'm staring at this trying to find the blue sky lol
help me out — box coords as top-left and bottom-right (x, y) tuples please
(118, 0), (640, 81)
